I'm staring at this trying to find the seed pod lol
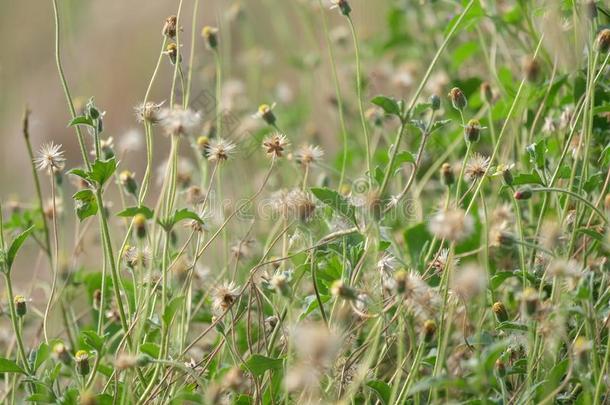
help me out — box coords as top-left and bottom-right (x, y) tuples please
(119, 170), (138, 197)
(501, 166), (513, 187)
(331, 280), (358, 300)
(492, 301), (509, 322)
(448, 87), (467, 112)
(464, 119), (482, 143)
(14, 295), (26, 317)
(514, 186), (533, 200)
(162, 15), (178, 38)
(133, 214), (147, 239)
(481, 82), (493, 104)
(423, 319), (437, 343)
(596, 29), (610, 53)
(441, 163), (455, 186)
(201, 26), (219, 49)
(430, 94), (441, 111)
(75, 350), (90, 376)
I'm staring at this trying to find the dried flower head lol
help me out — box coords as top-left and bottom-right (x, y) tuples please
(206, 138), (236, 162)
(428, 208), (474, 242)
(35, 142), (66, 172)
(135, 101), (165, 124)
(159, 108), (202, 137)
(288, 189), (316, 221)
(262, 132), (289, 158)
(448, 87), (467, 111)
(429, 248), (459, 274)
(162, 15), (178, 38)
(464, 153), (490, 182)
(597, 29), (610, 53)
(212, 281), (240, 313)
(295, 144), (324, 166)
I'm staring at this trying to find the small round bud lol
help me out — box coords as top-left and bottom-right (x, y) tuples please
(133, 214), (147, 239)
(331, 280), (358, 300)
(464, 119), (482, 143)
(201, 26), (219, 49)
(423, 320), (437, 342)
(257, 104), (276, 126)
(119, 170), (138, 197)
(492, 301), (509, 322)
(14, 295), (27, 317)
(430, 94), (441, 111)
(481, 82), (494, 104)
(448, 87), (467, 112)
(197, 136), (210, 158)
(162, 15), (178, 38)
(597, 29), (610, 53)
(514, 186), (533, 201)
(333, 0), (352, 16)
(75, 350), (90, 376)
(500, 166), (513, 187)
(165, 43), (181, 64)
(53, 342), (72, 365)
(441, 163), (455, 187)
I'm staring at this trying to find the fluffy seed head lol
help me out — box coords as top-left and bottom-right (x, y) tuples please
(428, 208), (474, 241)
(464, 153), (490, 182)
(295, 144), (324, 166)
(212, 281), (240, 313)
(206, 138), (236, 162)
(34, 142), (66, 172)
(159, 108), (202, 137)
(135, 101), (165, 124)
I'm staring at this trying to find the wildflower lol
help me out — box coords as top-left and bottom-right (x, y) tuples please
(331, 280), (358, 300)
(201, 26), (219, 49)
(597, 29), (610, 53)
(440, 162), (455, 186)
(399, 272), (441, 322)
(330, 0), (352, 16)
(119, 170), (138, 196)
(231, 238), (256, 259)
(559, 106), (574, 130)
(206, 138), (236, 162)
(135, 101), (165, 124)
(162, 15), (178, 38)
(492, 301), (509, 322)
(542, 116), (557, 134)
(448, 87), (467, 111)
(270, 273), (291, 297)
(14, 295), (27, 317)
(254, 103), (277, 125)
(428, 208), (474, 242)
(34, 142), (66, 172)
(262, 132), (289, 158)
(464, 119), (483, 143)
(520, 287), (539, 317)
(464, 153), (490, 182)
(295, 144), (324, 166)
(196, 135), (210, 157)
(75, 350), (90, 376)
(394, 270), (408, 294)
(52, 342), (71, 365)
(89, 136), (115, 160)
(496, 359), (506, 377)
(159, 108), (202, 137)
(292, 322), (340, 366)
(540, 221), (562, 250)
(185, 185), (205, 205)
(494, 163), (514, 186)
(212, 281), (240, 313)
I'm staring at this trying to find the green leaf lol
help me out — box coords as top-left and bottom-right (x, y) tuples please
(89, 158), (117, 187)
(392, 151), (416, 173)
(162, 296), (185, 325)
(403, 223), (432, 269)
(576, 228), (604, 242)
(80, 330), (105, 352)
(366, 380), (391, 404)
(490, 271), (516, 290)
(67, 168), (90, 181)
(34, 342), (50, 372)
(68, 116), (94, 128)
(242, 354), (283, 376)
(140, 343), (161, 359)
(6, 226), (34, 270)
(497, 321), (528, 332)
(371, 95), (401, 116)
(0, 358), (25, 374)
(172, 208), (203, 224)
(311, 187), (356, 224)
(73, 189), (98, 221)
(429, 119), (451, 134)
(116, 206), (154, 219)
(512, 172), (543, 186)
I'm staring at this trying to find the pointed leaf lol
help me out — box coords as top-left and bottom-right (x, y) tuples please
(6, 226), (34, 270)
(162, 296), (185, 325)
(89, 158), (117, 187)
(68, 116), (94, 128)
(116, 206), (154, 219)
(371, 95), (401, 116)
(242, 354), (283, 376)
(73, 189), (98, 221)
(0, 358), (25, 374)
(311, 187), (356, 224)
